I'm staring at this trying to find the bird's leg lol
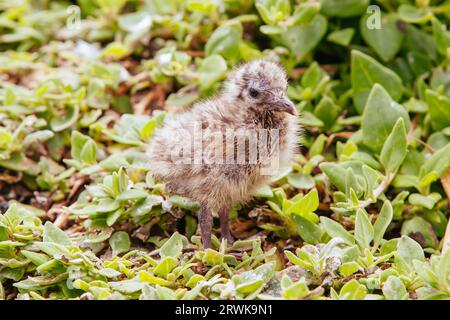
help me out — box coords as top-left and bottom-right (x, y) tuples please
(219, 206), (234, 245)
(199, 204), (213, 250)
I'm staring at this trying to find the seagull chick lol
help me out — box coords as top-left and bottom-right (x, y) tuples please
(147, 60), (299, 249)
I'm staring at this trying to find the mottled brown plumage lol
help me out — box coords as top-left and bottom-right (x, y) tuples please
(147, 60), (300, 248)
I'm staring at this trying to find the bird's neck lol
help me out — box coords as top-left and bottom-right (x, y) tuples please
(247, 106), (287, 130)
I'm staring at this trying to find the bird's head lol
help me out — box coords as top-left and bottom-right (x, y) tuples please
(224, 59), (297, 116)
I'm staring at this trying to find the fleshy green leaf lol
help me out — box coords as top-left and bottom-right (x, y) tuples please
(380, 118), (408, 173)
(361, 84), (410, 152)
(355, 209), (374, 249)
(351, 50), (404, 114)
(109, 231), (131, 256)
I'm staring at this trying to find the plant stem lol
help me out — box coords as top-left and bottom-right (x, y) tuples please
(440, 170), (450, 205)
(359, 172), (395, 208)
(442, 216), (450, 254)
(359, 119), (416, 208)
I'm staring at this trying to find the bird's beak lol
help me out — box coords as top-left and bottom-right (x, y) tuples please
(275, 96), (297, 116)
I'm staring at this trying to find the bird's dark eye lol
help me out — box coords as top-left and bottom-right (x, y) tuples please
(249, 88), (259, 98)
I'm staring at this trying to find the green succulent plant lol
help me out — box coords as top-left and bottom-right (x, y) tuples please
(0, 0), (449, 300)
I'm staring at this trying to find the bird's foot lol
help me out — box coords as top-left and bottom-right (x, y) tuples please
(220, 233), (234, 246)
(199, 205), (213, 250)
(219, 207), (234, 247)
(202, 239), (212, 250)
